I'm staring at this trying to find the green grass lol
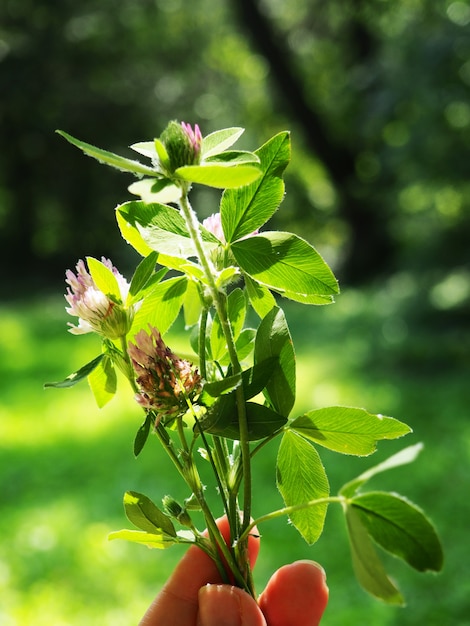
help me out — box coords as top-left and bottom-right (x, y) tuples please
(1, 289), (468, 625)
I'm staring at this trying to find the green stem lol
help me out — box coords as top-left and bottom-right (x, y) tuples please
(198, 306), (209, 380)
(239, 496), (346, 544)
(228, 429), (285, 499)
(194, 420), (231, 520)
(212, 435), (229, 480)
(119, 335), (138, 393)
(176, 416), (189, 454)
(178, 189), (254, 593)
(153, 421), (186, 479)
(178, 190), (218, 293)
(154, 419), (243, 588)
(194, 535), (229, 583)
(178, 191), (252, 532)
(250, 428), (286, 458)
(195, 484), (250, 591)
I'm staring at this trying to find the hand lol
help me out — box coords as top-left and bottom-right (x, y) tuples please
(139, 517), (329, 626)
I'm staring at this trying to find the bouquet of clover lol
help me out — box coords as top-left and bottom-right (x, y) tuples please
(48, 121), (443, 608)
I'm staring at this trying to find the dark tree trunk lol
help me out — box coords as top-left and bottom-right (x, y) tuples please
(232, 0), (395, 283)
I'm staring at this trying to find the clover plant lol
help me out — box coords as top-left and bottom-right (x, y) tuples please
(47, 121), (443, 606)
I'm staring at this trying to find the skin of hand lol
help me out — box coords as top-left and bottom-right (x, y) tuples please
(139, 517), (329, 626)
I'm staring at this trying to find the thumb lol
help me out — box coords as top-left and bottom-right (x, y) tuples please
(258, 561), (329, 626)
(197, 584), (267, 626)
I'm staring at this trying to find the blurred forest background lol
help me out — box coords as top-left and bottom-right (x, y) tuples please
(1, 0), (469, 625)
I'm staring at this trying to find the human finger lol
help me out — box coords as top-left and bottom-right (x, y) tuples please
(258, 560), (329, 626)
(139, 517), (260, 626)
(197, 584), (267, 626)
(139, 540), (221, 626)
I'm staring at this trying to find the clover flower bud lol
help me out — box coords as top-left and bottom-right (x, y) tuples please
(65, 258), (134, 339)
(162, 495), (193, 527)
(160, 120), (202, 173)
(128, 325), (202, 422)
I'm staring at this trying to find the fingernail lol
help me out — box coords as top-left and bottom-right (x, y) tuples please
(198, 584), (264, 626)
(296, 560), (327, 581)
(198, 585), (242, 626)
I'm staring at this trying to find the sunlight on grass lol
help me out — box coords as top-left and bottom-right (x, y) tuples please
(0, 315), (35, 372)
(0, 490), (179, 625)
(1, 389), (137, 447)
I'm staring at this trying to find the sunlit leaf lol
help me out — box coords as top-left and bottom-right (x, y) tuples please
(108, 529), (177, 549)
(244, 275), (277, 319)
(128, 178), (180, 204)
(124, 491), (176, 537)
(210, 314), (227, 363)
(350, 492), (443, 572)
(210, 288), (246, 361)
(118, 202), (195, 268)
(129, 141), (157, 159)
(233, 328), (256, 362)
(231, 232), (339, 302)
(117, 203), (213, 276)
(116, 204), (203, 280)
(175, 163), (262, 188)
(44, 355), (104, 389)
(127, 252), (159, 304)
(141, 228), (200, 259)
(116, 207), (154, 257)
(280, 290), (335, 305)
(340, 443), (424, 497)
(277, 431), (329, 545)
(221, 132), (291, 242)
(86, 256), (121, 300)
(130, 276), (187, 336)
(215, 266), (240, 289)
(202, 127), (245, 158)
(174, 260), (206, 282)
(154, 138), (171, 170)
(205, 151), (259, 165)
(183, 279), (202, 327)
(57, 130), (158, 177)
(87, 355), (117, 408)
(290, 407), (411, 456)
(117, 200), (218, 259)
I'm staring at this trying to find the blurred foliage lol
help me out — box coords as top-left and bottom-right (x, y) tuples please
(1, 0), (469, 302)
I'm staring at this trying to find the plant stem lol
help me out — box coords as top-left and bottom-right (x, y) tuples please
(119, 335), (139, 393)
(176, 416), (189, 454)
(198, 306), (209, 380)
(154, 418), (247, 588)
(239, 496), (346, 544)
(178, 189), (253, 586)
(250, 429), (285, 459)
(195, 483), (250, 591)
(194, 421), (231, 520)
(153, 421), (186, 478)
